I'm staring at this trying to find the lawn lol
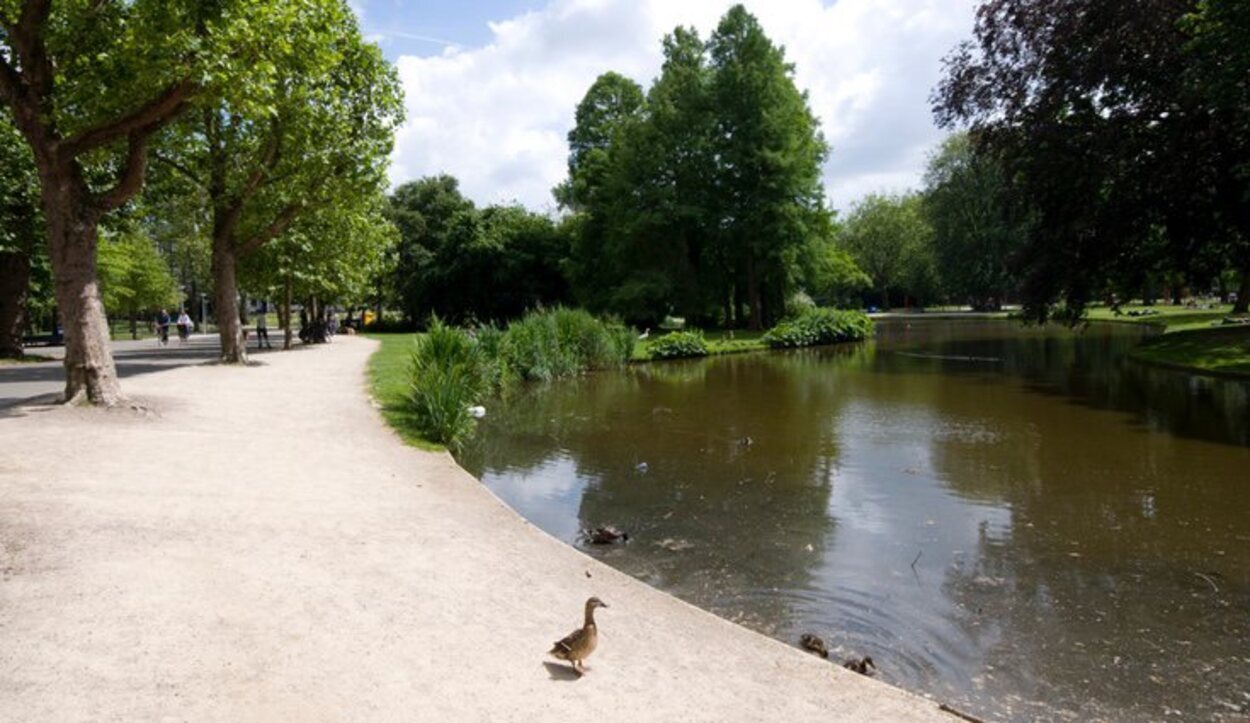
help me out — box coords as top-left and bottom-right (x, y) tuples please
(1132, 326), (1250, 376)
(1083, 303), (1236, 332)
(1079, 303), (1250, 377)
(364, 333), (444, 451)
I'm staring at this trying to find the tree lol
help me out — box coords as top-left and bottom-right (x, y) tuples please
(242, 193), (397, 349)
(0, 109), (41, 357)
(840, 193), (935, 309)
(96, 228), (181, 337)
(0, 1), (291, 403)
(708, 5), (829, 329)
(923, 134), (1029, 310)
(1186, 0), (1250, 312)
(390, 176), (571, 324)
(559, 7), (832, 328)
(157, 1), (403, 363)
(934, 0), (1250, 321)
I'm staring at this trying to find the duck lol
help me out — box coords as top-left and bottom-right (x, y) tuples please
(549, 597), (608, 675)
(638, 328), (651, 340)
(843, 656), (876, 676)
(584, 526), (629, 545)
(799, 633), (829, 659)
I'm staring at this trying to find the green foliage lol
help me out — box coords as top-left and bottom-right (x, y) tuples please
(560, 6), (830, 328)
(96, 230), (182, 319)
(936, 0), (1250, 320)
(840, 193), (937, 308)
(648, 331), (710, 359)
(390, 176), (571, 324)
(499, 308), (634, 381)
(923, 134), (1028, 310)
(407, 319), (488, 448)
(762, 308), (872, 349)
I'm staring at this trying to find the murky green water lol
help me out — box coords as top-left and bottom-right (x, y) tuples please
(458, 320), (1250, 721)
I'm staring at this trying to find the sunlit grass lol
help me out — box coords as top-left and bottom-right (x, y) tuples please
(364, 333), (445, 452)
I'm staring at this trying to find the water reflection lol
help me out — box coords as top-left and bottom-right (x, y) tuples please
(458, 320), (1250, 721)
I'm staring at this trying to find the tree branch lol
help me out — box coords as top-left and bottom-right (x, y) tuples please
(152, 151), (205, 189)
(61, 79), (199, 158)
(93, 133), (148, 211)
(236, 202), (305, 257)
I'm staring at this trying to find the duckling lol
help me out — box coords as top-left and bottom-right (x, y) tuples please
(549, 597), (608, 675)
(843, 656), (876, 676)
(584, 526), (629, 545)
(799, 633), (829, 659)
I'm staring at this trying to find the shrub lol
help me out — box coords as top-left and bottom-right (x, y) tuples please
(500, 307), (634, 381)
(762, 308), (873, 349)
(648, 330), (709, 359)
(408, 318), (488, 448)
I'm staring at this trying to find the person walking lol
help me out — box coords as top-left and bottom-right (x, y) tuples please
(256, 303), (273, 350)
(176, 310), (193, 344)
(155, 309), (170, 347)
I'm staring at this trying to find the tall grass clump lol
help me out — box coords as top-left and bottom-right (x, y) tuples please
(408, 318), (489, 448)
(500, 307), (634, 381)
(762, 308), (873, 349)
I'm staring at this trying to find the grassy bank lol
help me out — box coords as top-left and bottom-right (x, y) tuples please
(364, 332), (444, 452)
(1081, 304), (1250, 378)
(1083, 303), (1236, 332)
(1132, 326), (1250, 377)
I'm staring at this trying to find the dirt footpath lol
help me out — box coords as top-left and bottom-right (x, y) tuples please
(0, 338), (951, 721)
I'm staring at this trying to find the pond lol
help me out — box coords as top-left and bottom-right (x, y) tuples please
(457, 320), (1250, 721)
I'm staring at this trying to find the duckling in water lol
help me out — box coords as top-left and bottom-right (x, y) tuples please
(843, 656), (876, 676)
(584, 526), (629, 545)
(799, 633), (829, 659)
(549, 597), (608, 675)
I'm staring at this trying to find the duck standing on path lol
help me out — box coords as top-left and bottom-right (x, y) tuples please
(548, 597), (608, 676)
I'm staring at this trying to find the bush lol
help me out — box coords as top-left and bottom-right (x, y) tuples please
(762, 308), (872, 349)
(408, 318), (488, 448)
(648, 330), (709, 359)
(500, 307), (634, 381)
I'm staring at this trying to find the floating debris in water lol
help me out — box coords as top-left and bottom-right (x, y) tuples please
(655, 538), (694, 552)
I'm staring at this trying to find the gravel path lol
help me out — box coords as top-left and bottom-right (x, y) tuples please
(0, 338), (950, 721)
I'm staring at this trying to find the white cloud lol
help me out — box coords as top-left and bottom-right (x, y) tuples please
(389, 0), (978, 212)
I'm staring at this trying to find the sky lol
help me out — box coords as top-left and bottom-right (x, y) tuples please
(354, 0), (980, 213)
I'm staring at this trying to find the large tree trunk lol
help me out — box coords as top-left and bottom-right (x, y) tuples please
(1234, 266), (1250, 315)
(43, 186), (122, 405)
(213, 237), (248, 364)
(0, 250), (30, 359)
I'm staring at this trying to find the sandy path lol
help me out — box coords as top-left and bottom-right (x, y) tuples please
(0, 338), (951, 721)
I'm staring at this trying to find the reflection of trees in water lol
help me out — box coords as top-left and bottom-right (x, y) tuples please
(462, 353), (851, 636)
(920, 355), (1250, 720)
(872, 320), (1250, 446)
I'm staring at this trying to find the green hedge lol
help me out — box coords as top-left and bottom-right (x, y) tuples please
(648, 331), (710, 359)
(761, 308), (872, 349)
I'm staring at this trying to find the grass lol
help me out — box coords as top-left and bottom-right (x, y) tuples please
(1079, 303), (1250, 377)
(1083, 303), (1236, 332)
(1133, 325), (1250, 376)
(364, 332), (445, 452)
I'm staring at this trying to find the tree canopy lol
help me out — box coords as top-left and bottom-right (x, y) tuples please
(934, 0), (1250, 319)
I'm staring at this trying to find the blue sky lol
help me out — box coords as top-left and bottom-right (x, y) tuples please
(355, 1), (542, 58)
(356, 0), (979, 213)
